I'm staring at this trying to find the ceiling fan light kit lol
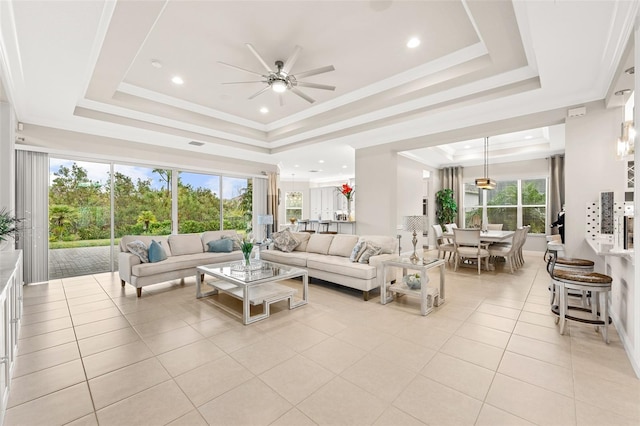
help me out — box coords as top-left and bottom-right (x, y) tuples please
(220, 43), (335, 104)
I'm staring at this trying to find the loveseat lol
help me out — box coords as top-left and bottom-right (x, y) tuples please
(118, 230), (243, 297)
(260, 231), (397, 300)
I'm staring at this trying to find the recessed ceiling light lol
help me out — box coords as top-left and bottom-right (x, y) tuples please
(407, 37), (421, 48)
(171, 76), (184, 85)
(464, 145), (471, 149)
(294, 164), (300, 168)
(524, 135), (533, 140)
(151, 60), (162, 69)
(259, 107), (269, 114)
(318, 160), (325, 163)
(342, 165), (347, 169)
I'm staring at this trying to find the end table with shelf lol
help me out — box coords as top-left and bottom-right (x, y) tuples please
(381, 257), (445, 316)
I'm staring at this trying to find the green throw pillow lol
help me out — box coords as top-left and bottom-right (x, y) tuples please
(148, 240), (168, 263)
(208, 238), (233, 253)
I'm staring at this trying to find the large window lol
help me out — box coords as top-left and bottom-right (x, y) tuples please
(48, 158), (253, 279)
(285, 191), (303, 222)
(463, 178), (547, 233)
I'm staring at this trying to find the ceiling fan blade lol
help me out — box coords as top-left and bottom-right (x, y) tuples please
(296, 81), (336, 91)
(248, 85), (271, 100)
(222, 81), (266, 85)
(217, 61), (264, 77)
(279, 94), (285, 107)
(282, 45), (302, 74)
(294, 65), (335, 79)
(290, 87), (315, 103)
(246, 43), (273, 73)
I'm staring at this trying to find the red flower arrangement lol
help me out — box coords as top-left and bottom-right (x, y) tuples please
(336, 183), (355, 200)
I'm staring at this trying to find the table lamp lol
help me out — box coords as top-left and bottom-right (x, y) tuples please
(403, 215), (425, 263)
(257, 214), (273, 243)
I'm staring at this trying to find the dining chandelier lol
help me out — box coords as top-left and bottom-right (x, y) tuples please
(475, 136), (496, 190)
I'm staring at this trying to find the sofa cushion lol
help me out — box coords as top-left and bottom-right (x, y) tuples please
(148, 240), (168, 263)
(207, 238), (233, 253)
(202, 230), (241, 248)
(126, 240), (149, 263)
(272, 228), (299, 252)
(358, 242), (382, 264)
(306, 254), (377, 280)
(221, 234), (242, 251)
(291, 232), (312, 252)
(349, 239), (367, 262)
(120, 235), (172, 257)
(328, 235), (359, 258)
(359, 235), (395, 254)
(260, 250), (311, 268)
(132, 252), (240, 277)
(306, 234), (335, 255)
(169, 234), (204, 255)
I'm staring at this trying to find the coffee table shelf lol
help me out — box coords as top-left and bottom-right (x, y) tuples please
(196, 260), (308, 325)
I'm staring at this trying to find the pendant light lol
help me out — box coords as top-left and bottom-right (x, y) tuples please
(475, 136), (496, 190)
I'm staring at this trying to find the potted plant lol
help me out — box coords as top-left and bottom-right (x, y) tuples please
(0, 208), (22, 249)
(435, 189), (458, 230)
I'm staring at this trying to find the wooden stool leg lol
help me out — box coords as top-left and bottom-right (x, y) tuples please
(601, 291), (609, 344)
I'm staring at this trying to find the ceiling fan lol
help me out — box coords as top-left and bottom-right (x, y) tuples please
(219, 43), (335, 104)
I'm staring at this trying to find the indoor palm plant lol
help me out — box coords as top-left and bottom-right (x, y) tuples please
(0, 208), (22, 248)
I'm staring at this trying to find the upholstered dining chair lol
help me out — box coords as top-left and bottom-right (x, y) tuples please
(486, 223), (503, 230)
(432, 224), (455, 261)
(488, 227), (527, 273)
(453, 228), (490, 274)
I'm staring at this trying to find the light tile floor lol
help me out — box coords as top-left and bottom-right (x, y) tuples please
(6, 251), (640, 426)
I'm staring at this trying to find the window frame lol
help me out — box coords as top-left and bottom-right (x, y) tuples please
(463, 177), (548, 234)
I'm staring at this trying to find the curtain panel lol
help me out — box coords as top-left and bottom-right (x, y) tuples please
(439, 166), (463, 226)
(267, 172), (279, 232)
(549, 155), (565, 236)
(15, 150), (49, 284)
(252, 177), (268, 241)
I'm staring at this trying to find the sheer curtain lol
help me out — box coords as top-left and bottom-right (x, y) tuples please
(549, 155), (565, 236)
(15, 150), (49, 284)
(267, 172), (279, 231)
(252, 177), (268, 241)
(439, 166), (463, 226)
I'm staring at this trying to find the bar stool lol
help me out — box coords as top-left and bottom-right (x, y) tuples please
(297, 220), (315, 233)
(318, 221), (337, 234)
(546, 242), (594, 307)
(546, 248), (612, 343)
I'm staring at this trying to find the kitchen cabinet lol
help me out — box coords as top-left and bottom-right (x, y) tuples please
(0, 250), (23, 423)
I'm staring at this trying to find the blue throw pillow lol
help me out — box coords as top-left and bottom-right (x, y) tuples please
(208, 238), (233, 253)
(148, 239), (168, 263)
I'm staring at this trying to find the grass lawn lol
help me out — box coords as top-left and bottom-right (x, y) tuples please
(49, 238), (121, 249)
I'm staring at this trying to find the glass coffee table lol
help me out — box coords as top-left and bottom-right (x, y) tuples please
(196, 260), (308, 325)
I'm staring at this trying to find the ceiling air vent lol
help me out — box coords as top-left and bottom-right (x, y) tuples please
(189, 141), (205, 146)
(308, 169), (320, 173)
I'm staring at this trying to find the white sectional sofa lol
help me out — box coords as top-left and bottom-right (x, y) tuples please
(260, 232), (397, 300)
(118, 230), (242, 297)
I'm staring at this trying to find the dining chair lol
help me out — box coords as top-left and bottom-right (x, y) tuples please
(488, 227), (526, 273)
(431, 224), (455, 261)
(444, 223), (458, 235)
(487, 223), (503, 230)
(453, 228), (490, 274)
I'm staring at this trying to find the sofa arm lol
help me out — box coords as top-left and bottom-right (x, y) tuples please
(369, 253), (400, 288)
(118, 251), (141, 284)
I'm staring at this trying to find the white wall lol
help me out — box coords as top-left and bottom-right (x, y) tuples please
(396, 155), (427, 253)
(0, 102), (16, 212)
(565, 99), (637, 376)
(355, 147), (397, 236)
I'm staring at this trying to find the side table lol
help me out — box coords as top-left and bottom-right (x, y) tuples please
(381, 257), (446, 316)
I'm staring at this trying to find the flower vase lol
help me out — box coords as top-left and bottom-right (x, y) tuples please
(347, 199), (353, 221)
(243, 252), (251, 266)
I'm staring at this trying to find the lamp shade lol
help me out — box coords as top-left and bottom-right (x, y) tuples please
(474, 178), (497, 190)
(257, 214), (273, 225)
(402, 216), (425, 233)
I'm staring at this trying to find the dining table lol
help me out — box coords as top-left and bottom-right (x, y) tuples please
(443, 229), (515, 243)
